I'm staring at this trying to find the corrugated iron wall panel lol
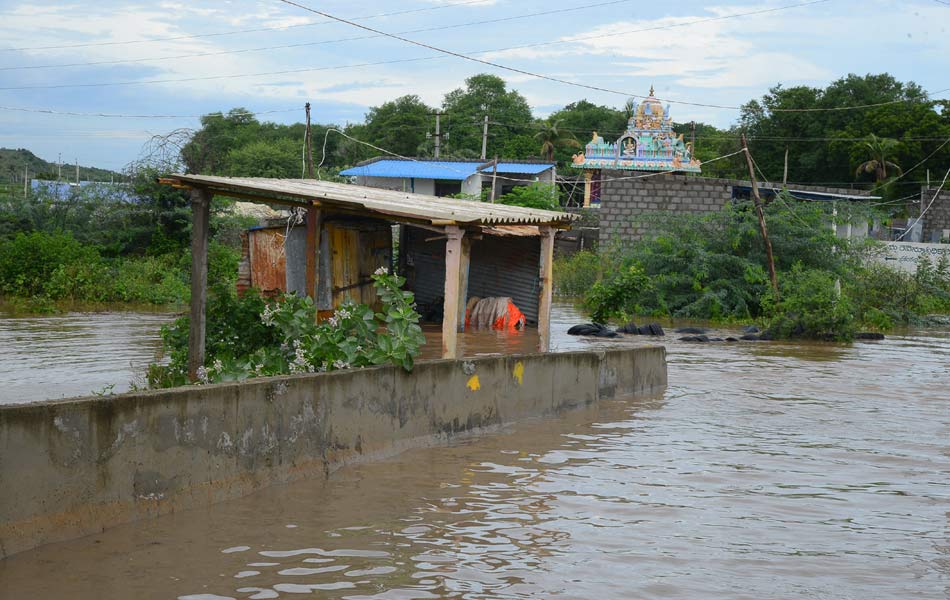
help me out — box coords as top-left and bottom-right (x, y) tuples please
(248, 228), (286, 294)
(404, 227), (541, 324)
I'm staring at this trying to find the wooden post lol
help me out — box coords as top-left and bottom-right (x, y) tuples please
(537, 225), (556, 352)
(442, 225), (466, 359)
(188, 188), (212, 381)
(305, 204), (321, 300)
(490, 157), (498, 203)
(583, 171), (592, 207)
(741, 134), (779, 298)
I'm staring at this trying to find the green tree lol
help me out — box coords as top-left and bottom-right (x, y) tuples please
(854, 134), (903, 183)
(534, 119), (580, 161)
(227, 139), (301, 178)
(362, 95), (433, 158)
(442, 74), (533, 158)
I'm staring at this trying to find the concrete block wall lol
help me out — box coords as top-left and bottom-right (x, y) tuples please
(598, 172), (872, 244)
(920, 186), (950, 242)
(0, 347), (666, 558)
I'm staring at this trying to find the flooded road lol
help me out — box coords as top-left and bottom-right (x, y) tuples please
(0, 309), (174, 404)
(1, 322), (947, 598)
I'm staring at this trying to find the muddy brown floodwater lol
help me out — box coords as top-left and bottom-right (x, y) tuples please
(1, 309), (948, 599)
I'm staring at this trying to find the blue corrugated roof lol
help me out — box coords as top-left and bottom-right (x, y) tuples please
(340, 160), (481, 181)
(479, 162), (553, 175)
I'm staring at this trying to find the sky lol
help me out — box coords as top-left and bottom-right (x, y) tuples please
(0, 0), (947, 172)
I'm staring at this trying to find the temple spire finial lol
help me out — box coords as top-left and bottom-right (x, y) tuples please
(649, 84), (654, 96)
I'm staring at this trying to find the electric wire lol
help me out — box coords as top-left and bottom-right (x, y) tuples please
(0, 0), (638, 72)
(894, 164), (950, 241)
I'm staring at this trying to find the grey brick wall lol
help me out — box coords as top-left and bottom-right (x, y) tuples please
(920, 186), (950, 242)
(597, 172), (873, 244)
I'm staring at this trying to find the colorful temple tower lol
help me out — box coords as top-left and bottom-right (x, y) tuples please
(571, 86), (701, 206)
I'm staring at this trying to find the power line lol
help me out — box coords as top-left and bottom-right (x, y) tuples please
(0, 105), (301, 119)
(0, 0), (638, 72)
(894, 164), (950, 241)
(0, 0), (492, 53)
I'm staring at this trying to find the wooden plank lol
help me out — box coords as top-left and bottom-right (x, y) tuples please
(442, 226), (464, 358)
(537, 225), (556, 353)
(187, 188), (212, 381)
(305, 205), (320, 300)
(456, 235), (471, 333)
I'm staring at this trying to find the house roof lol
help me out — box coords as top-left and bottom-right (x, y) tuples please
(477, 162), (555, 175)
(161, 174), (578, 227)
(339, 158), (482, 181)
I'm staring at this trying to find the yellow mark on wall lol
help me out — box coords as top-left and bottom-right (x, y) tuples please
(466, 375), (481, 391)
(512, 361), (524, 385)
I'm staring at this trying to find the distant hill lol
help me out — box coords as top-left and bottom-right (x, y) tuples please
(0, 148), (122, 183)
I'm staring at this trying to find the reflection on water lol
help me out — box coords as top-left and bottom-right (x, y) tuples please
(0, 309), (175, 404)
(1, 325), (947, 599)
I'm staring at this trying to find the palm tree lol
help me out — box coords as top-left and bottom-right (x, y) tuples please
(534, 119), (581, 162)
(855, 134), (903, 182)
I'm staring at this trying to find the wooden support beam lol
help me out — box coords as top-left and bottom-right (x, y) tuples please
(187, 188), (212, 382)
(456, 235), (471, 333)
(441, 225), (465, 359)
(305, 204), (321, 300)
(537, 225), (556, 353)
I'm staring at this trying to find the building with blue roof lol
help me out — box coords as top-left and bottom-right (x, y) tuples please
(339, 157), (556, 198)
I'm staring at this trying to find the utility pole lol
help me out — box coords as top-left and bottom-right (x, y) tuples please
(23, 166), (28, 197)
(426, 111), (448, 158)
(690, 120), (696, 152)
(783, 146), (789, 186)
(489, 156), (498, 203)
(75, 159), (79, 184)
(304, 102), (315, 178)
(480, 114), (489, 160)
(741, 134), (779, 298)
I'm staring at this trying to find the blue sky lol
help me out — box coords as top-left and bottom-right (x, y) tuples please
(0, 0), (947, 171)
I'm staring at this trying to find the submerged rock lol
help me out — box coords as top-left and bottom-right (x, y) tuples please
(855, 332), (885, 340)
(675, 327), (707, 334)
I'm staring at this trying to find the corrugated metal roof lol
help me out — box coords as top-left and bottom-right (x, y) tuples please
(339, 159), (481, 181)
(165, 174), (578, 227)
(478, 162), (554, 175)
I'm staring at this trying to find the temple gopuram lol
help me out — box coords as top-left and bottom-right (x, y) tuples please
(571, 86), (701, 206)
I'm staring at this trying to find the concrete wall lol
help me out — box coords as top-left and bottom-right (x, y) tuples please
(920, 186), (950, 243)
(875, 241), (950, 273)
(0, 347), (666, 558)
(598, 172), (874, 243)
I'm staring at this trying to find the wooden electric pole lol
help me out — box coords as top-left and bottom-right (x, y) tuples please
(741, 134), (779, 298)
(480, 114), (489, 160)
(489, 156), (498, 203)
(304, 102), (315, 179)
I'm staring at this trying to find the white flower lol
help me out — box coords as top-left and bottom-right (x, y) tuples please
(333, 359), (349, 370)
(212, 359), (223, 372)
(260, 304), (278, 326)
(195, 366), (210, 384)
(374, 266), (388, 276)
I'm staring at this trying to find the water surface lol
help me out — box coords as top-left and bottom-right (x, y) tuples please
(1, 327), (946, 599)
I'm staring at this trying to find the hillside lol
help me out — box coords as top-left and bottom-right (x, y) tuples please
(0, 148), (121, 183)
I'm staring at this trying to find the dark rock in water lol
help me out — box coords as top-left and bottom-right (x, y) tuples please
(708, 337), (724, 342)
(679, 335), (705, 342)
(742, 325), (760, 334)
(675, 326), (707, 334)
(739, 334), (760, 341)
(758, 330), (776, 341)
(568, 323), (619, 338)
(636, 325), (652, 335)
(616, 322), (640, 334)
(725, 337), (739, 342)
(855, 332), (885, 340)
(648, 323), (665, 336)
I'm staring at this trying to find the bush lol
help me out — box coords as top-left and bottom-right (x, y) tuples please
(0, 231), (100, 297)
(553, 250), (602, 297)
(148, 270), (426, 387)
(763, 266), (856, 341)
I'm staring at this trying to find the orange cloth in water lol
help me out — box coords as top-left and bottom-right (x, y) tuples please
(465, 298), (525, 330)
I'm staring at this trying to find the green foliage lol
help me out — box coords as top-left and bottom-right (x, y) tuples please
(149, 271), (426, 387)
(553, 250), (602, 297)
(534, 119), (580, 162)
(362, 95), (433, 158)
(496, 183), (561, 211)
(441, 74), (533, 159)
(227, 139), (301, 178)
(763, 265), (856, 341)
(585, 263), (654, 323)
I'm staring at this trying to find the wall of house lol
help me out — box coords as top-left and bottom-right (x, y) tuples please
(354, 176), (408, 192)
(0, 347), (667, 558)
(405, 227), (542, 323)
(598, 172), (873, 243)
(920, 186), (950, 242)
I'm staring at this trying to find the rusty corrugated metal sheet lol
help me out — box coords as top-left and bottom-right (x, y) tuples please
(167, 174), (579, 227)
(248, 228), (287, 294)
(404, 226), (541, 324)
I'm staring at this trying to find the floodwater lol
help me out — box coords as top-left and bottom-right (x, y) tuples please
(0, 308), (174, 404)
(1, 315), (948, 598)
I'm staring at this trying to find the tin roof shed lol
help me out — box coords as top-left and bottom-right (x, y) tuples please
(160, 174), (577, 380)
